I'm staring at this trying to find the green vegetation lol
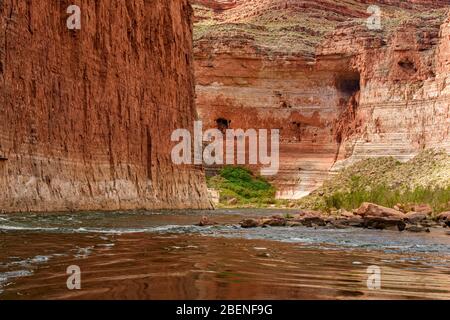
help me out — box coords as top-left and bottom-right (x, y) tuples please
(323, 184), (450, 214)
(207, 166), (276, 206)
(299, 150), (450, 214)
(208, 151), (450, 212)
(193, 12), (338, 58)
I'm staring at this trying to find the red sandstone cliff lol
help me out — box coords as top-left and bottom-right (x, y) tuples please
(0, 0), (211, 212)
(322, 9), (450, 170)
(193, 0), (450, 198)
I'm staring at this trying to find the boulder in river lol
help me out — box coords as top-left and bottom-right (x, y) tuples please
(339, 210), (355, 218)
(295, 211), (327, 227)
(286, 221), (302, 227)
(412, 204), (433, 215)
(363, 216), (406, 231)
(406, 225), (430, 233)
(263, 217), (287, 227)
(356, 202), (405, 219)
(437, 211), (450, 222)
(331, 217), (364, 228)
(405, 212), (428, 224)
(197, 216), (218, 227)
(240, 219), (260, 228)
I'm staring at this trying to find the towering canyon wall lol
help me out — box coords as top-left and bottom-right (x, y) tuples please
(193, 0), (450, 198)
(0, 0), (211, 212)
(323, 6), (450, 171)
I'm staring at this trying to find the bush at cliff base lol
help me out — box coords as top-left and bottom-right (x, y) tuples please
(299, 149), (450, 214)
(207, 166), (276, 206)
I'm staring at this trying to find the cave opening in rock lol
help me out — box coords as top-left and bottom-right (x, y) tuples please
(398, 58), (417, 74)
(335, 72), (361, 96)
(333, 70), (361, 163)
(216, 118), (231, 133)
(0, 153), (7, 175)
(0, 147), (7, 161)
(290, 121), (304, 141)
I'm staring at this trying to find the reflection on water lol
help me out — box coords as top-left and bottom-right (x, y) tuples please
(0, 210), (449, 299)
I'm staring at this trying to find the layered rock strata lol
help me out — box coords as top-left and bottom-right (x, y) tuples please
(193, 0), (450, 198)
(0, 0), (211, 212)
(325, 7), (450, 171)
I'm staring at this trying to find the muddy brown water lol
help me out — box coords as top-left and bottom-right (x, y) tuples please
(0, 209), (449, 300)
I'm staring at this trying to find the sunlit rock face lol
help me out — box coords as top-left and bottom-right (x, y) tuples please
(193, 0), (450, 199)
(0, 0), (211, 212)
(326, 8), (450, 171)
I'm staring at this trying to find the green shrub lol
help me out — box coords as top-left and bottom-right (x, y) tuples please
(207, 166), (276, 206)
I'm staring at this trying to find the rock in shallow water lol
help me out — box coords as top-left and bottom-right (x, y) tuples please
(330, 217), (364, 228)
(197, 216), (218, 227)
(406, 225), (430, 233)
(363, 217), (406, 231)
(437, 212), (450, 222)
(240, 219), (260, 228)
(405, 212), (428, 224)
(263, 218), (287, 227)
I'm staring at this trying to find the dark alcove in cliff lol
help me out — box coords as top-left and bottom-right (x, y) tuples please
(335, 72), (361, 96)
(0, 146), (7, 161)
(216, 118), (231, 133)
(0, 148), (7, 175)
(333, 70), (361, 162)
(398, 58), (417, 75)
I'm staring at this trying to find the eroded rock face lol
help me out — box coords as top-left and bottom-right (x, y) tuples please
(325, 7), (450, 171)
(193, 1), (450, 199)
(0, 0), (211, 212)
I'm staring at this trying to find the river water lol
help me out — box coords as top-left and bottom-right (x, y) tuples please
(0, 209), (449, 299)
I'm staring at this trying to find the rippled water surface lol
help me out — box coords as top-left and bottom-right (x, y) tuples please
(1, 209), (449, 299)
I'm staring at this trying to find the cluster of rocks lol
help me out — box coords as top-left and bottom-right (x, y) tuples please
(238, 203), (450, 233)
